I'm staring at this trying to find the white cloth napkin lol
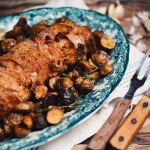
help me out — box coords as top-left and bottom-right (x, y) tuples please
(27, 1), (150, 150)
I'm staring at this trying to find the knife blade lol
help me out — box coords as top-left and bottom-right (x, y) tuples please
(109, 87), (150, 150)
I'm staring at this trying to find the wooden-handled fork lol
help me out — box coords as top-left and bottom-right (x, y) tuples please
(88, 49), (150, 150)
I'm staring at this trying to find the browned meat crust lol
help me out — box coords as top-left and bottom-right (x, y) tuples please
(0, 17), (98, 117)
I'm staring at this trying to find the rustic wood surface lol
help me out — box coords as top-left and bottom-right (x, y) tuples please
(0, 1), (149, 150)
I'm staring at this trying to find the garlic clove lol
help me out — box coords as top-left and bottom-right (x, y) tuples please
(114, 4), (125, 19)
(108, 3), (116, 18)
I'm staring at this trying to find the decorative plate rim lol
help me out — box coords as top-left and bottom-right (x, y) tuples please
(0, 7), (130, 150)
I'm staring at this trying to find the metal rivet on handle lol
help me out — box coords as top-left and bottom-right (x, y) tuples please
(120, 102), (125, 107)
(131, 118), (137, 124)
(143, 102), (148, 108)
(97, 136), (103, 143)
(118, 136), (124, 142)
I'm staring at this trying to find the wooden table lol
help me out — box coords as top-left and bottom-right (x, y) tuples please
(0, 1), (149, 150)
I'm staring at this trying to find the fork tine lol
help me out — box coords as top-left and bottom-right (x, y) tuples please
(135, 48), (150, 75)
(143, 62), (150, 80)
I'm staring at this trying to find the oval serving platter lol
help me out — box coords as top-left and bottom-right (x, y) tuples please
(0, 7), (129, 150)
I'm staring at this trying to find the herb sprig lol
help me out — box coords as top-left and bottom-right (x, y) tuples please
(34, 97), (83, 113)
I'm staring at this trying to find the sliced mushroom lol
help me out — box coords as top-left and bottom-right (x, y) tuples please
(49, 76), (60, 89)
(35, 85), (48, 99)
(14, 125), (30, 138)
(56, 77), (73, 89)
(13, 102), (34, 113)
(99, 64), (114, 76)
(91, 50), (109, 67)
(100, 35), (116, 50)
(89, 58), (99, 69)
(67, 70), (79, 80)
(74, 76), (84, 90)
(80, 78), (94, 94)
(22, 115), (33, 129)
(7, 113), (23, 127)
(42, 92), (58, 107)
(46, 107), (64, 125)
(78, 60), (92, 72)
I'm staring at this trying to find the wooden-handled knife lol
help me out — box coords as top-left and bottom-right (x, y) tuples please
(109, 89), (150, 150)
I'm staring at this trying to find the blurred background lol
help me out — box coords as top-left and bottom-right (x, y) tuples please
(0, 0), (149, 52)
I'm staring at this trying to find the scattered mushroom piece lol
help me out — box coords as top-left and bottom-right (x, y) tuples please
(89, 59), (98, 69)
(33, 113), (48, 130)
(67, 70), (80, 80)
(56, 77), (73, 89)
(99, 64), (114, 76)
(35, 85), (48, 99)
(22, 115), (33, 129)
(80, 78), (94, 94)
(4, 123), (13, 137)
(13, 102), (34, 113)
(14, 125), (30, 138)
(78, 60), (92, 72)
(74, 76), (84, 90)
(49, 76), (60, 89)
(42, 92), (58, 107)
(100, 35), (116, 50)
(91, 50), (109, 67)
(46, 107), (64, 125)
(7, 113), (23, 127)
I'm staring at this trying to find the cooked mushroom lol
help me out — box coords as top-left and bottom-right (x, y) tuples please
(42, 92), (58, 107)
(99, 64), (114, 76)
(14, 125), (30, 138)
(91, 50), (109, 67)
(49, 76), (60, 89)
(74, 76), (84, 90)
(0, 128), (5, 142)
(46, 107), (64, 125)
(13, 102), (34, 113)
(80, 78), (94, 94)
(89, 59), (98, 69)
(78, 60), (92, 72)
(7, 113), (23, 127)
(4, 119), (13, 137)
(35, 85), (48, 99)
(56, 77), (73, 89)
(22, 115), (33, 129)
(67, 70), (79, 80)
(58, 88), (76, 107)
(100, 35), (116, 50)
(33, 113), (48, 130)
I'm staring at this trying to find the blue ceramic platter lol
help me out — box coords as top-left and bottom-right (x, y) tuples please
(0, 7), (129, 150)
